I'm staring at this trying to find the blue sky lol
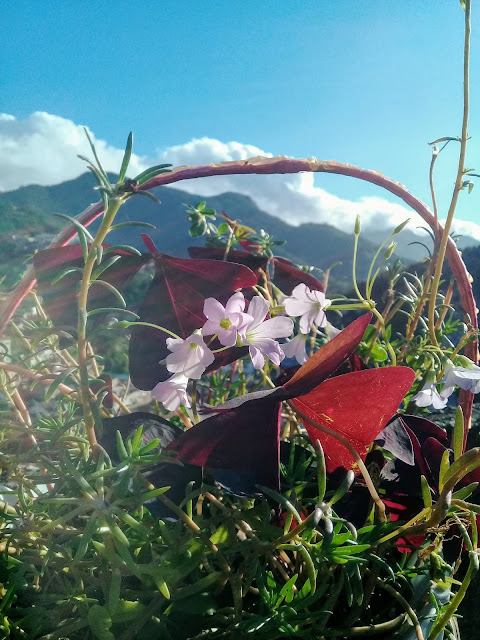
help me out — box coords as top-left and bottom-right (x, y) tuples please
(2, 1), (480, 236)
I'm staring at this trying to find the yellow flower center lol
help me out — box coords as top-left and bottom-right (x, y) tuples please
(220, 318), (232, 329)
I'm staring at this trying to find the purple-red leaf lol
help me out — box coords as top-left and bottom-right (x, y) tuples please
(168, 391), (283, 490)
(282, 313), (372, 397)
(33, 245), (149, 330)
(187, 249), (324, 295)
(188, 246), (269, 274)
(293, 367), (415, 472)
(129, 254), (258, 390)
(272, 256), (324, 294)
(167, 316), (414, 490)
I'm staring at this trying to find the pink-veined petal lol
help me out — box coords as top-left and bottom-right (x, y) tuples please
(203, 297), (226, 322)
(282, 333), (308, 364)
(299, 309), (318, 334)
(249, 337), (285, 367)
(202, 319), (220, 336)
(225, 291), (246, 314)
(290, 283), (311, 302)
(251, 316), (293, 340)
(314, 308), (328, 328)
(217, 326), (238, 347)
(166, 337), (185, 352)
(151, 375), (190, 411)
(249, 345), (266, 369)
(247, 296), (269, 328)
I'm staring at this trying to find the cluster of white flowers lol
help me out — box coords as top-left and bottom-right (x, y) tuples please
(412, 356), (480, 410)
(152, 284), (332, 411)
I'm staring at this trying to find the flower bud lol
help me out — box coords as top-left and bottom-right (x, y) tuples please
(392, 219), (410, 235)
(383, 241), (397, 260)
(354, 215), (361, 235)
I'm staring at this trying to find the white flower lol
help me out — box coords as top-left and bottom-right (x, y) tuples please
(440, 357), (480, 398)
(412, 373), (448, 410)
(240, 296), (294, 369)
(165, 331), (215, 379)
(202, 292), (253, 347)
(325, 323), (341, 341)
(282, 332), (308, 364)
(283, 283), (331, 333)
(151, 374), (190, 411)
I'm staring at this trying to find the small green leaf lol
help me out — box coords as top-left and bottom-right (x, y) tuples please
(84, 126), (110, 186)
(136, 487), (171, 503)
(135, 190), (161, 204)
(134, 164), (172, 186)
(87, 604), (114, 640)
(118, 132), (133, 183)
(74, 513), (100, 561)
(91, 255), (122, 280)
(452, 482), (478, 501)
(130, 426), (144, 453)
(45, 366), (78, 401)
(421, 475), (432, 509)
(109, 221), (156, 232)
(116, 431), (128, 460)
(89, 280), (127, 308)
(256, 485), (303, 525)
(278, 574), (298, 605)
(102, 244), (142, 256)
(51, 266), (84, 285)
(87, 308), (139, 319)
(453, 406), (465, 461)
(189, 219), (207, 237)
(139, 438), (161, 454)
(210, 525), (229, 545)
(328, 470), (355, 506)
(438, 449), (451, 492)
(53, 213), (92, 259)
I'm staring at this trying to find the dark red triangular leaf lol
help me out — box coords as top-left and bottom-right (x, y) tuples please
(168, 392), (283, 490)
(272, 256), (324, 294)
(188, 246), (269, 274)
(33, 245), (150, 330)
(129, 254), (258, 390)
(282, 313), (372, 397)
(293, 367), (415, 472)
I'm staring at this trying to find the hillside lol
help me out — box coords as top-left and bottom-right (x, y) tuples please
(0, 172), (417, 291)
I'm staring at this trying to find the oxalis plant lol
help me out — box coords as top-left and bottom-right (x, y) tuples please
(1, 3), (480, 640)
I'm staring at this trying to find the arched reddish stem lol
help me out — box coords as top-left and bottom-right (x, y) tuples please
(1, 156), (476, 436)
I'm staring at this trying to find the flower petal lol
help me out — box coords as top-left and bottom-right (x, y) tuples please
(203, 297), (226, 322)
(249, 345), (266, 369)
(247, 296), (269, 328)
(225, 291), (246, 314)
(251, 316), (293, 340)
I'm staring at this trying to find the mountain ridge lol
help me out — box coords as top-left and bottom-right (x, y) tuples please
(1, 172), (476, 293)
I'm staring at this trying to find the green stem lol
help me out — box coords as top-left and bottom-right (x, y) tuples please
(427, 550), (479, 640)
(222, 225), (235, 261)
(428, 0), (471, 347)
(374, 577), (425, 640)
(191, 380), (200, 424)
(352, 231), (365, 302)
(371, 308), (396, 366)
(120, 321), (181, 340)
(77, 197), (123, 449)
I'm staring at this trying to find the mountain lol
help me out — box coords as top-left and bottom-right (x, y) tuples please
(0, 172), (436, 291)
(367, 227), (480, 263)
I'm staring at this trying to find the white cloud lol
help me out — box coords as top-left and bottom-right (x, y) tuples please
(1, 111), (480, 243)
(0, 112), (147, 192)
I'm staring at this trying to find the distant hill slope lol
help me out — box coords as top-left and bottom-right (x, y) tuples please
(0, 172), (416, 289)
